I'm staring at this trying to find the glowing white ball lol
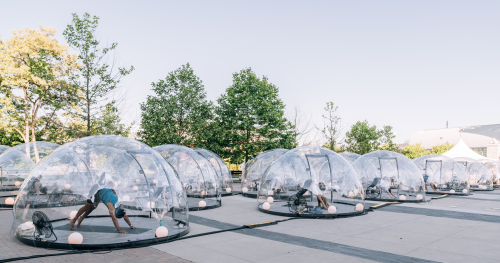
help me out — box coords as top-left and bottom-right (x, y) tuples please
(14, 181), (21, 187)
(348, 191), (354, 197)
(183, 183), (187, 187)
(328, 206), (337, 214)
(242, 187), (248, 193)
(224, 178), (228, 181)
(268, 190), (274, 196)
(122, 195), (130, 202)
(201, 190), (207, 196)
(69, 211), (78, 219)
(5, 197), (14, 205)
(68, 232), (83, 244)
(262, 202), (271, 210)
(24, 221), (34, 228)
(199, 200), (206, 208)
(355, 203), (364, 211)
(399, 195), (406, 201)
(212, 183), (217, 188)
(416, 194), (423, 200)
(147, 201), (155, 209)
(155, 226), (169, 238)
(334, 185), (340, 191)
(244, 179), (248, 183)
(153, 179), (158, 184)
(226, 188), (232, 193)
(267, 197), (274, 204)
(463, 189), (468, 194)
(65, 184), (71, 190)
(136, 179), (140, 183)
(442, 184), (448, 189)
(353, 189), (359, 195)
(133, 186), (139, 191)
(450, 190), (455, 194)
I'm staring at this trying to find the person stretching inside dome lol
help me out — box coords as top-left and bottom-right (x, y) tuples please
(70, 179), (139, 234)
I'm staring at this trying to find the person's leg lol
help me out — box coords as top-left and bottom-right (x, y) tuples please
(70, 202), (94, 229)
(431, 183), (437, 192)
(77, 203), (99, 227)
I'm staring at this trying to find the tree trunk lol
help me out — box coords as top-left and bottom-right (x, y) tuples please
(23, 88), (30, 158)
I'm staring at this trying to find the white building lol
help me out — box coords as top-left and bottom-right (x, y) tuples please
(409, 124), (500, 160)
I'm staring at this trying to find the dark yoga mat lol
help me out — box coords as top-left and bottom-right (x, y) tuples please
(53, 224), (150, 234)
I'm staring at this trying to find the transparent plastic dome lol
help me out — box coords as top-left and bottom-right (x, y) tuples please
(361, 151), (426, 202)
(480, 161), (500, 185)
(154, 145), (221, 210)
(413, 155), (469, 195)
(193, 148), (233, 195)
(258, 146), (365, 218)
(241, 149), (289, 198)
(454, 157), (493, 190)
(12, 135), (189, 249)
(0, 142), (59, 206)
(339, 152), (361, 164)
(0, 145), (9, 155)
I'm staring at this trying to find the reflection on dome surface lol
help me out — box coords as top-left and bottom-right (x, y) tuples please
(193, 148), (233, 196)
(241, 149), (288, 198)
(413, 155), (469, 195)
(339, 152), (361, 164)
(12, 135), (189, 249)
(257, 146), (365, 218)
(454, 157), (493, 191)
(155, 145), (221, 210)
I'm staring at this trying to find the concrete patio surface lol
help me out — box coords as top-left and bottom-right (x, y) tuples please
(1, 184), (500, 262)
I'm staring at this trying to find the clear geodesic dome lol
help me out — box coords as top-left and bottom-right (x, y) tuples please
(361, 151), (426, 202)
(339, 152), (361, 164)
(454, 157), (493, 190)
(258, 146), (365, 218)
(193, 148), (233, 195)
(12, 135), (189, 249)
(480, 160), (500, 185)
(154, 145), (221, 210)
(0, 145), (9, 155)
(0, 142), (59, 206)
(413, 155), (469, 195)
(241, 149), (289, 198)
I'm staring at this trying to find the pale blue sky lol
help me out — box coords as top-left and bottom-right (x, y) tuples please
(1, 1), (499, 144)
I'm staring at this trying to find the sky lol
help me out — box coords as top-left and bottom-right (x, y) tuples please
(1, 1), (499, 144)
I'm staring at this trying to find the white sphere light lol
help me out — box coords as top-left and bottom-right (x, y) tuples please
(267, 196), (274, 204)
(450, 189), (455, 194)
(153, 179), (158, 184)
(226, 188), (232, 193)
(155, 226), (169, 238)
(212, 183), (217, 188)
(24, 221), (34, 228)
(122, 195), (130, 202)
(242, 187), (248, 193)
(5, 197), (14, 205)
(416, 194), (423, 200)
(328, 206), (337, 214)
(68, 232), (83, 244)
(133, 186), (139, 191)
(399, 195), (406, 201)
(65, 184), (71, 190)
(463, 189), (468, 194)
(268, 190), (274, 196)
(69, 211), (78, 219)
(183, 183), (187, 187)
(355, 203), (364, 211)
(224, 178), (228, 181)
(262, 202), (271, 210)
(199, 200), (206, 208)
(147, 201), (155, 209)
(348, 191), (354, 197)
(136, 178), (140, 183)
(14, 181), (21, 187)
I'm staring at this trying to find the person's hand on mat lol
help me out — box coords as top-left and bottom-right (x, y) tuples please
(130, 226), (139, 229)
(119, 229), (128, 234)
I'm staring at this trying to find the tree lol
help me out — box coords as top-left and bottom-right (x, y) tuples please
(379, 125), (399, 152)
(430, 142), (454, 155)
(0, 128), (24, 147)
(402, 143), (429, 159)
(216, 68), (295, 163)
(63, 13), (134, 136)
(139, 63), (214, 147)
(287, 104), (315, 146)
(344, 120), (380, 155)
(317, 102), (342, 151)
(0, 25), (79, 159)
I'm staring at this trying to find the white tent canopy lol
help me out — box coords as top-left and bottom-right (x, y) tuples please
(442, 139), (493, 160)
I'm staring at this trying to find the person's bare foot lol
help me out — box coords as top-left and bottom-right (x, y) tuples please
(69, 219), (75, 230)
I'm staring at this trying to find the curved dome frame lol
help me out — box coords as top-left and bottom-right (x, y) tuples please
(193, 148), (233, 196)
(359, 151), (426, 202)
(413, 155), (470, 195)
(12, 135), (189, 250)
(155, 145), (222, 211)
(257, 146), (365, 218)
(339, 152), (361, 164)
(241, 149), (289, 198)
(454, 157), (493, 191)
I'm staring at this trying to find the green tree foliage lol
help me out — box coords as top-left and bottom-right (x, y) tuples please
(430, 142), (454, 155)
(402, 143), (429, 159)
(216, 68), (295, 163)
(0, 128), (24, 147)
(317, 102), (341, 151)
(139, 63), (214, 147)
(344, 121), (397, 155)
(64, 13), (134, 135)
